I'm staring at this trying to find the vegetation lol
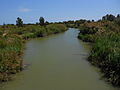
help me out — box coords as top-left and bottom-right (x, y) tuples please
(39, 17), (45, 26)
(0, 34), (23, 82)
(16, 17), (23, 27)
(88, 33), (120, 86)
(0, 17), (67, 82)
(102, 14), (116, 21)
(1, 13), (120, 86)
(77, 14), (120, 86)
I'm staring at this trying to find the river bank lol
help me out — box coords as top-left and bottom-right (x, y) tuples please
(0, 28), (118, 90)
(77, 15), (120, 86)
(0, 24), (67, 82)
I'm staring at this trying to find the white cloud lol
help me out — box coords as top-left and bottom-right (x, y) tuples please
(19, 8), (31, 12)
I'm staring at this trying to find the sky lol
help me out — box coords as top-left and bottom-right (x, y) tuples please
(0, 0), (120, 24)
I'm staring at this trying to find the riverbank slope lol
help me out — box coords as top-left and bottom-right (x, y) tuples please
(77, 15), (120, 86)
(0, 24), (67, 82)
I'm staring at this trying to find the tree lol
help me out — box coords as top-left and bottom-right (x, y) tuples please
(39, 17), (45, 26)
(102, 16), (106, 20)
(108, 14), (115, 21)
(102, 14), (115, 21)
(16, 17), (23, 27)
(117, 14), (120, 18)
(45, 21), (49, 25)
(92, 20), (94, 22)
(36, 22), (39, 25)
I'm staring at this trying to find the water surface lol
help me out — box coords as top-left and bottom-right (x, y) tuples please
(0, 28), (119, 90)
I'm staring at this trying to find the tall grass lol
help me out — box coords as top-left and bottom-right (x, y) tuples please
(0, 24), (67, 82)
(78, 20), (120, 86)
(89, 33), (120, 86)
(0, 34), (23, 82)
(78, 25), (98, 42)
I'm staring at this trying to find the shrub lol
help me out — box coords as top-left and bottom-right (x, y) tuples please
(0, 34), (23, 82)
(88, 33), (120, 86)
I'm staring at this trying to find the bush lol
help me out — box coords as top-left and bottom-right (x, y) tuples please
(78, 34), (94, 42)
(0, 23), (67, 82)
(35, 27), (47, 37)
(78, 18), (120, 86)
(46, 24), (67, 34)
(79, 26), (98, 35)
(88, 33), (120, 86)
(0, 34), (23, 82)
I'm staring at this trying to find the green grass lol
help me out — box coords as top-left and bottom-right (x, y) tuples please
(77, 20), (120, 86)
(0, 24), (67, 82)
(0, 35), (23, 82)
(88, 33), (120, 86)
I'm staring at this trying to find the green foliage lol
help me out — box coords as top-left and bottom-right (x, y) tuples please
(0, 23), (67, 82)
(77, 15), (120, 86)
(62, 19), (87, 28)
(78, 34), (94, 42)
(22, 33), (36, 39)
(102, 14), (116, 21)
(34, 27), (47, 37)
(115, 17), (120, 26)
(16, 17), (23, 27)
(46, 24), (67, 34)
(0, 35), (23, 81)
(89, 33), (120, 86)
(10, 24), (67, 40)
(78, 25), (98, 42)
(45, 21), (49, 25)
(79, 26), (98, 35)
(39, 17), (45, 26)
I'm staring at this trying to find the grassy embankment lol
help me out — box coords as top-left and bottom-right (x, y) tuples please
(0, 24), (67, 82)
(77, 16), (120, 86)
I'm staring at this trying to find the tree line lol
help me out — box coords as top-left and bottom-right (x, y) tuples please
(54, 14), (120, 28)
(16, 17), (49, 27)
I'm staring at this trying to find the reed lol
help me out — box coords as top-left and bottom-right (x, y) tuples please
(78, 20), (120, 86)
(0, 24), (67, 82)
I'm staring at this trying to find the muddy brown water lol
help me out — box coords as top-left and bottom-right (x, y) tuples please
(0, 28), (119, 90)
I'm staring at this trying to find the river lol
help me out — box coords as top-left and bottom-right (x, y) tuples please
(0, 28), (119, 90)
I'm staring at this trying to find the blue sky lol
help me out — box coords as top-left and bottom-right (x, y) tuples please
(0, 0), (120, 24)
